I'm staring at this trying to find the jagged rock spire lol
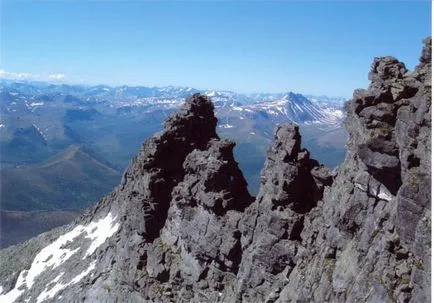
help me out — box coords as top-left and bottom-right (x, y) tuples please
(259, 124), (331, 212)
(236, 123), (331, 302)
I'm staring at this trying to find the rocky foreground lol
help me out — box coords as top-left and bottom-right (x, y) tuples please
(0, 38), (431, 302)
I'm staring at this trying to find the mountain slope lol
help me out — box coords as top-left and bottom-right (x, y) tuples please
(0, 210), (80, 248)
(0, 37), (430, 303)
(0, 123), (50, 166)
(0, 145), (121, 211)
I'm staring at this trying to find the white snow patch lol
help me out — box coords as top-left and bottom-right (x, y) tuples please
(37, 262), (96, 303)
(205, 90), (217, 97)
(83, 212), (120, 257)
(0, 212), (119, 303)
(239, 117), (244, 120)
(0, 270), (27, 303)
(250, 132), (256, 135)
(273, 105), (287, 116)
(29, 102), (44, 107)
(25, 236), (81, 288)
(32, 124), (47, 141)
(292, 102), (302, 112)
(220, 123), (234, 129)
(231, 106), (243, 111)
(0, 124), (4, 128)
(323, 108), (344, 119)
(0, 286), (3, 294)
(36, 272), (64, 302)
(377, 187), (393, 202)
(354, 183), (367, 192)
(48, 73), (65, 81)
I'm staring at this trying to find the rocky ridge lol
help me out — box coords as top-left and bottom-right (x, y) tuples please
(0, 37), (431, 302)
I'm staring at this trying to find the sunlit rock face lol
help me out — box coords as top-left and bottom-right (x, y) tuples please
(0, 38), (430, 303)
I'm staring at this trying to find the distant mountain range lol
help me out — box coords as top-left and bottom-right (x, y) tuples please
(0, 79), (346, 123)
(0, 78), (348, 186)
(0, 79), (348, 246)
(0, 78), (347, 181)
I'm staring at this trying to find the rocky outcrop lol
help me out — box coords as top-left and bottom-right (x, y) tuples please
(0, 38), (430, 303)
(272, 37), (431, 302)
(0, 94), (254, 303)
(236, 124), (332, 302)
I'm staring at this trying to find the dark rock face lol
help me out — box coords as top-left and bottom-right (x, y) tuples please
(0, 39), (430, 303)
(236, 124), (331, 302)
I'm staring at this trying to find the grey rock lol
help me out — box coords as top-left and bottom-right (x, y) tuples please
(0, 38), (430, 303)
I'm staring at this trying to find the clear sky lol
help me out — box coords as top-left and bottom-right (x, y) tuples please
(0, 1), (431, 97)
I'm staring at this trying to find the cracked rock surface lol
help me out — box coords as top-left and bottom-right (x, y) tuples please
(0, 38), (430, 303)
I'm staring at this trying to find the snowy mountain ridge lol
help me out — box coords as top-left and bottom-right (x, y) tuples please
(0, 80), (345, 126)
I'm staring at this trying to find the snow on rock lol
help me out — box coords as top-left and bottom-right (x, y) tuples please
(36, 273), (64, 303)
(29, 102), (44, 107)
(321, 108), (345, 122)
(235, 93), (344, 125)
(219, 123), (234, 129)
(36, 261), (97, 303)
(0, 271), (27, 303)
(0, 212), (119, 303)
(32, 124), (47, 141)
(377, 185), (393, 202)
(83, 212), (120, 258)
(205, 90), (217, 97)
(25, 237), (80, 289)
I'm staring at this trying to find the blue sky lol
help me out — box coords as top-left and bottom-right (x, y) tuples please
(1, 1), (431, 97)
